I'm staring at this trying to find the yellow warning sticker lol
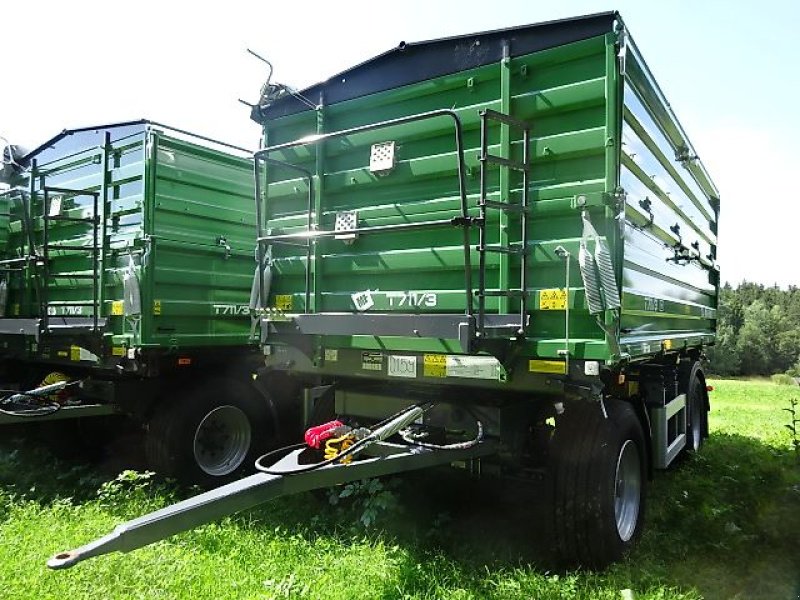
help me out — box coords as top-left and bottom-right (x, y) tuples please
(663, 339), (673, 350)
(111, 301), (124, 316)
(528, 359), (567, 374)
(539, 288), (567, 310)
(70, 345), (82, 362)
(274, 295), (293, 311)
(423, 354), (447, 378)
(153, 300), (162, 315)
(111, 346), (126, 357)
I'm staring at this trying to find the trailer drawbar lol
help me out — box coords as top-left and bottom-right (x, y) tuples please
(47, 403), (492, 569)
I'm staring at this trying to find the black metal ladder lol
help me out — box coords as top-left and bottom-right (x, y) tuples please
(476, 109), (531, 338)
(40, 186), (102, 333)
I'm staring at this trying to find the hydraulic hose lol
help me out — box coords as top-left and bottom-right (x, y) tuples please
(254, 403), (431, 476)
(254, 402), (486, 475)
(0, 380), (82, 418)
(0, 394), (60, 417)
(399, 419), (484, 451)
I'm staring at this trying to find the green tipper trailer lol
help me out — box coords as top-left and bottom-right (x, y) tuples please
(49, 12), (720, 569)
(0, 122), (274, 482)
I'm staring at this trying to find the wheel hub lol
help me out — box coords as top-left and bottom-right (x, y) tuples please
(193, 405), (252, 476)
(614, 439), (641, 542)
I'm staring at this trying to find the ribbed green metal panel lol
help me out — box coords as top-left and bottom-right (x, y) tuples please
(263, 35), (614, 360)
(261, 28), (719, 367)
(0, 127), (255, 353)
(0, 190), (15, 263)
(619, 48), (719, 358)
(144, 134), (255, 348)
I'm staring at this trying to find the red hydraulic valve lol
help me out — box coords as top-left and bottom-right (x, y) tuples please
(304, 420), (345, 449)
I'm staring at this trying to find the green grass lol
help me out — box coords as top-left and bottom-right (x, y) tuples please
(1, 379), (798, 599)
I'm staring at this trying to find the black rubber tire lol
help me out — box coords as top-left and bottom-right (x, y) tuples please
(40, 415), (124, 461)
(144, 377), (273, 486)
(684, 362), (708, 454)
(252, 369), (303, 446)
(549, 398), (647, 569)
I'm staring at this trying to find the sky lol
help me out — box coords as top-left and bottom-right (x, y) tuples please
(1, 0), (798, 288)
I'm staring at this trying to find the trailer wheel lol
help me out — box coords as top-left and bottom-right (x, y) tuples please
(145, 378), (273, 484)
(550, 398), (647, 568)
(685, 362), (708, 454)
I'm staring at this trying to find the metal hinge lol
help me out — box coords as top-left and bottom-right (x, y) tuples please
(450, 216), (484, 227)
(675, 147), (699, 166)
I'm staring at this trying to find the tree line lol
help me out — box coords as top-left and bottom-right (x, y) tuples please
(707, 282), (800, 376)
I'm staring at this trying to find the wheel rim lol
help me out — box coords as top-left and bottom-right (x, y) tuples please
(193, 405), (252, 476)
(614, 439), (642, 542)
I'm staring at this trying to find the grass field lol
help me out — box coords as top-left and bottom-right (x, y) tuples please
(0, 379), (798, 599)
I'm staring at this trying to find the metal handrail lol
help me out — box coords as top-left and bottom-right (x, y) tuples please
(253, 158), (314, 314)
(257, 218), (465, 243)
(253, 108), (474, 318)
(42, 186), (101, 333)
(0, 190), (38, 269)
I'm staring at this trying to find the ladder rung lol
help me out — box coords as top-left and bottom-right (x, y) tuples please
(45, 215), (97, 223)
(44, 245), (97, 252)
(482, 244), (527, 255)
(482, 323), (524, 332)
(46, 301), (97, 306)
(44, 187), (99, 197)
(0, 257), (33, 266)
(481, 154), (528, 172)
(48, 273), (97, 280)
(477, 289), (528, 298)
(482, 199), (530, 214)
(480, 109), (529, 130)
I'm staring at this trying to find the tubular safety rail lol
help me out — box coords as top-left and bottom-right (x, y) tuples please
(252, 109), (475, 319)
(0, 189), (35, 273)
(41, 186), (102, 333)
(0, 131), (112, 334)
